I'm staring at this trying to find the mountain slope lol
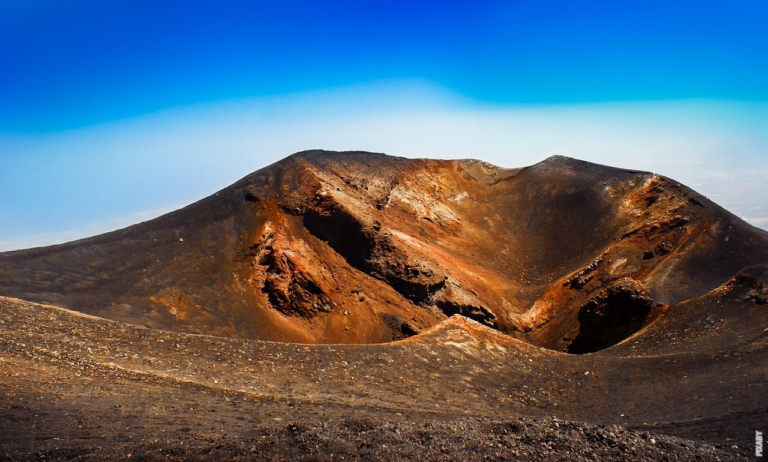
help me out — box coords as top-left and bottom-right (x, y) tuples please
(2, 150), (767, 350)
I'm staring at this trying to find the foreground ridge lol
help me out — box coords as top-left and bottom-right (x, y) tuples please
(0, 296), (757, 460)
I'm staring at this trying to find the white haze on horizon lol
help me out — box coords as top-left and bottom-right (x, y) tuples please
(2, 80), (767, 251)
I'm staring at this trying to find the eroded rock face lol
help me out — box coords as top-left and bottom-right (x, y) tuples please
(734, 265), (768, 305)
(247, 230), (333, 318)
(567, 278), (653, 354)
(1, 150), (767, 349)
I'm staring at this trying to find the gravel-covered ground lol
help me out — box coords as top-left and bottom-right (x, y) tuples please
(2, 416), (744, 461)
(0, 297), (761, 461)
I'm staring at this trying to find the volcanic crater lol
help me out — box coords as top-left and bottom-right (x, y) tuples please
(1, 150), (766, 460)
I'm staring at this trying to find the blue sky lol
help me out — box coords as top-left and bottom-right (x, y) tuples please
(2, 1), (768, 249)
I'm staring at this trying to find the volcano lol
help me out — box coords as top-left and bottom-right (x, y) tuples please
(1, 151), (766, 460)
(2, 151), (767, 349)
